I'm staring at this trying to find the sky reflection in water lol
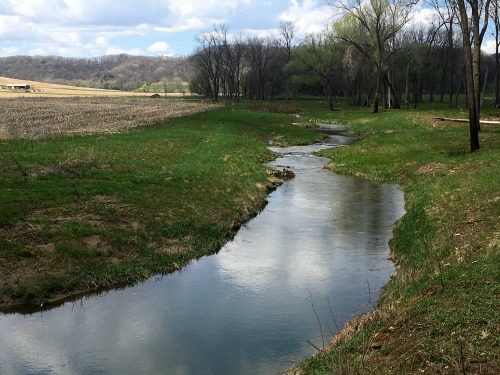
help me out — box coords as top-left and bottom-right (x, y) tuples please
(0, 141), (405, 375)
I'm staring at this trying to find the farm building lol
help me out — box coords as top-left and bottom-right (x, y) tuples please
(5, 83), (31, 90)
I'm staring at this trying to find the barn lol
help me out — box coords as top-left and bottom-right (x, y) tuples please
(6, 84), (31, 90)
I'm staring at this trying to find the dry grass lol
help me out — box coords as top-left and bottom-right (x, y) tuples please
(0, 96), (219, 139)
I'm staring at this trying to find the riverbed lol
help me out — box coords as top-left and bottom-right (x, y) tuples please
(0, 125), (405, 375)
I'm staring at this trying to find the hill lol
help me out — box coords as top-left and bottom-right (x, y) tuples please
(0, 54), (193, 92)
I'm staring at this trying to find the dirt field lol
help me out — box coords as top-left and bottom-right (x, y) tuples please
(0, 96), (218, 139)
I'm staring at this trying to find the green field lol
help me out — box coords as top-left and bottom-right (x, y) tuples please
(0, 103), (321, 309)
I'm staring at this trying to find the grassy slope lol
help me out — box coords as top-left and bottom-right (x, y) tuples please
(291, 101), (499, 374)
(0, 105), (321, 309)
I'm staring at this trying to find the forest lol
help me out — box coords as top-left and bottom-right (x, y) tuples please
(189, 0), (499, 152)
(190, 1), (496, 109)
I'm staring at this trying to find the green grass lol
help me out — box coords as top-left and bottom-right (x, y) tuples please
(2, 97), (498, 373)
(0, 104), (322, 308)
(289, 99), (499, 374)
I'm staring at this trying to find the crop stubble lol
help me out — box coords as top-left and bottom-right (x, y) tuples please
(0, 97), (217, 139)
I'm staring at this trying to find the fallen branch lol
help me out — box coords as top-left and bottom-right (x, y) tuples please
(434, 117), (500, 124)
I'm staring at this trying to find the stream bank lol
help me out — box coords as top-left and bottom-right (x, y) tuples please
(0, 123), (405, 375)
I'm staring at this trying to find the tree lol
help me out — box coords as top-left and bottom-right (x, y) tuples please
(490, 0), (500, 107)
(343, 45), (372, 106)
(451, 0), (491, 151)
(279, 21), (298, 101)
(333, 0), (416, 112)
(429, 0), (460, 106)
(222, 35), (246, 101)
(401, 22), (443, 108)
(190, 24), (227, 101)
(287, 29), (342, 110)
(244, 36), (282, 100)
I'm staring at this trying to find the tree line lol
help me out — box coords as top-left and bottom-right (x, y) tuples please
(190, 0), (500, 152)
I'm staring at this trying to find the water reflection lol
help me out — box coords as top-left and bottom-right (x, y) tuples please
(0, 129), (405, 375)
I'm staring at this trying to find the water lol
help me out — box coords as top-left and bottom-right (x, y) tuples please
(0, 125), (405, 375)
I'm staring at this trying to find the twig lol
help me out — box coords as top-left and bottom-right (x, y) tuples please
(434, 117), (500, 124)
(307, 340), (324, 353)
(327, 298), (341, 333)
(9, 154), (30, 176)
(459, 337), (467, 375)
(309, 291), (325, 350)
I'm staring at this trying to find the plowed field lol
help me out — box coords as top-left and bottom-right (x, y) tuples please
(0, 97), (218, 139)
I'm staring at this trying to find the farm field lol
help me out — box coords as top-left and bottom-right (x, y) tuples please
(0, 96), (219, 139)
(0, 76), (191, 98)
(0, 76), (149, 97)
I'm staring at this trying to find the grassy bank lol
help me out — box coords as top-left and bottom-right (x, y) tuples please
(290, 101), (499, 374)
(0, 104), (322, 310)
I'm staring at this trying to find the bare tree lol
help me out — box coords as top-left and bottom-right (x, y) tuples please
(191, 24), (228, 101)
(279, 21), (298, 101)
(244, 36), (282, 100)
(450, 0), (491, 151)
(223, 34), (246, 101)
(402, 23), (442, 108)
(428, 0), (459, 107)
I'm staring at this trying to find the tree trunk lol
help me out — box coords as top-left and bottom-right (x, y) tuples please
(481, 66), (488, 107)
(385, 73), (400, 109)
(456, 0), (481, 151)
(495, 40), (500, 106)
(448, 20), (455, 108)
(373, 73), (380, 113)
(405, 52), (410, 109)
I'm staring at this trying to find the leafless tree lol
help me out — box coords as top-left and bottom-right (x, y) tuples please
(279, 21), (298, 101)
(191, 24), (228, 101)
(450, 0), (491, 151)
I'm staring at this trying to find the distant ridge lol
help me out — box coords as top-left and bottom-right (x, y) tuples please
(0, 54), (193, 92)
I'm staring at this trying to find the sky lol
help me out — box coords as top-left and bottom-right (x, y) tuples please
(0, 0), (333, 58)
(0, 1), (496, 59)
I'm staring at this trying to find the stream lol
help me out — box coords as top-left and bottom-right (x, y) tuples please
(0, 124), (405, 375)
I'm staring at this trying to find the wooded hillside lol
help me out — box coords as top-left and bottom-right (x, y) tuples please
(0, 54), (193, 92)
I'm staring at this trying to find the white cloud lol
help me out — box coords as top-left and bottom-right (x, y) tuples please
(0, 46), (19, 57)
(147, 41), (175, 56)
(483, 39), (498, 54)
(155, 18), (206, 34)
(106, 46), (144, 56)
(279, 0), (332, 39)
(94, 36), (108, 47)
(0, 0), (333, 57)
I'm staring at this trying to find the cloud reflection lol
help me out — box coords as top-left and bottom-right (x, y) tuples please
(0, 148), (404, 375)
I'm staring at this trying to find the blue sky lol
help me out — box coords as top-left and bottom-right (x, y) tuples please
(0, 0), (332, 58)
(0, 1), (496, 58)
